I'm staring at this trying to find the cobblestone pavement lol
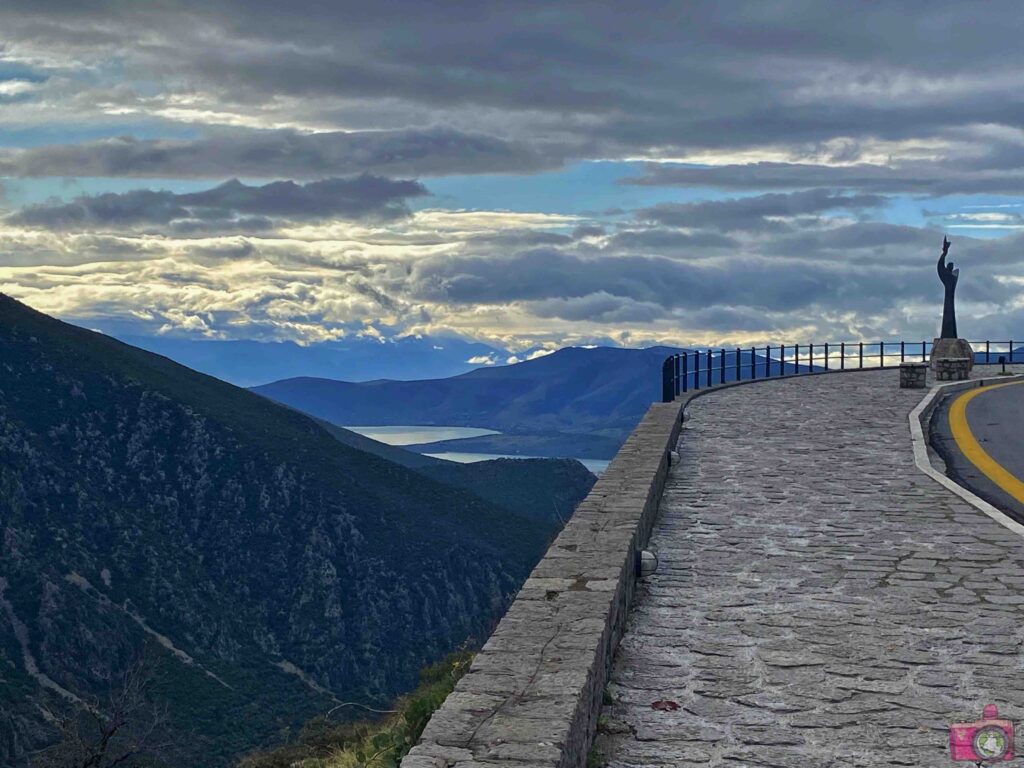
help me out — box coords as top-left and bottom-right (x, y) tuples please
(598, 370), (1024, 768)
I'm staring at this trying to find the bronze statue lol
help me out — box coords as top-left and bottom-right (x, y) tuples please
(937, 236), (958, 339)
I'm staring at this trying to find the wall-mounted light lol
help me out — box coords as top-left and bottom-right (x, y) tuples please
(635, 549), (659, 578)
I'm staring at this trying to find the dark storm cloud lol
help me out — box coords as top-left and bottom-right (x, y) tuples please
(528, 293), (664, 324)
(626, 161), (1024, 196)
(3, 2), (1024, 186)
(571, 224), (605, 239)
(635, 190), (886, 232)
(8, 175), (426, 230)
(464, 230), (573, 248)
(406, 219), (1022, 328)
(410, 248), (912, 315)
(0, 128), (560, 180)
(604, 229), (738, 252)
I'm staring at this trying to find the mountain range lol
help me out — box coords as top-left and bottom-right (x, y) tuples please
(252, 346), (689, 460)
(0, 295), (594, 766)
(116, 334), (509, 387)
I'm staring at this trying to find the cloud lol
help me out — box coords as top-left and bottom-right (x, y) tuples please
(0, 128), (562, 180)
(2, 210), (1023, 350)
(2, 3), (1024, 191)
(634, 190), (886, 232)
(624, 159), (1024, 196)
(7, 175), (427, 231)
(604, 229), (738, 252)
(3, 1), (1024, 350)
(409, 247), (924, 315)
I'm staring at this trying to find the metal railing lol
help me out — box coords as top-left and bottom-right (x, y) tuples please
(661, 340), (1020, 402)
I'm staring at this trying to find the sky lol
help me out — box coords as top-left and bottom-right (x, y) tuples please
(2, 1), (1024, 367)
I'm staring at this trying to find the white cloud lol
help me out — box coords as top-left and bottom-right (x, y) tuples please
(525, 348), (556, 360)
(0, 79), (39, 97)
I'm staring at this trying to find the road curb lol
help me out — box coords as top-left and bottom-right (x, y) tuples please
(909, 375), (1024, 539)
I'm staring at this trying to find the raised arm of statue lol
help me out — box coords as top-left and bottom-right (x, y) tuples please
(937, 236), (958, 288)
(937, 235), (959, 339)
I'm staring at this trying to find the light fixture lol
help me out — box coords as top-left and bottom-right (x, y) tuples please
(635, 549), (659, 578)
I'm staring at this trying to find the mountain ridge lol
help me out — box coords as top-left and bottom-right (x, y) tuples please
(252, 345), (689, 440)
(0, 294), (586, 766)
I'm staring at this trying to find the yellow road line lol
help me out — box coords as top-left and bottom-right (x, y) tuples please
(948, 380), (1024, 504)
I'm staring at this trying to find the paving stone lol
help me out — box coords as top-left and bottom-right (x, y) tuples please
(598, 369), (1024, 767)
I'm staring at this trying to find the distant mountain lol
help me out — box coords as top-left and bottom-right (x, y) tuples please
(0, 296), (575, 766)
(253, 345), (690, 437)
(116, 334), (509, 387)
(973, 347), (1024, 365)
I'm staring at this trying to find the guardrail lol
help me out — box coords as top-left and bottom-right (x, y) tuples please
(661, 340), (1021, 402)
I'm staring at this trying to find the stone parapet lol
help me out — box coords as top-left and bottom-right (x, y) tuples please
(400, 398), (684, 768)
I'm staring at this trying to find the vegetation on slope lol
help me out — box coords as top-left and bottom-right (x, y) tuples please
(237, 649), (474, 768)
(0, 295), (559, 765)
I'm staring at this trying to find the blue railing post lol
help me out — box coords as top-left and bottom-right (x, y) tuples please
(681, 352), (688, 393)
(661, 357), (674, 402)
(987, 341), (991, 363)
(859, 342), (864, 369)
(706, 349), (712, 388)
(735, 347), (741, 381)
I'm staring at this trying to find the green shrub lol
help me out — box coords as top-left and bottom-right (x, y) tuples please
(237, 649), (473, 768)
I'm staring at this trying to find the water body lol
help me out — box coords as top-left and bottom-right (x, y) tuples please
(345, 425), (609, 475)
(344, 425), (500, 445)
(424, 452), (610, 476)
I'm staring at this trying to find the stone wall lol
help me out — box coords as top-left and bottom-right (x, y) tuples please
(932, 357), (971, 381)
(400, 399), (685, 768)
(899, 362), (928, 388)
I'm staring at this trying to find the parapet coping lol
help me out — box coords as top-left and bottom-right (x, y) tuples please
(909, 375), (1024, 540)
(400, 397), (685, 768)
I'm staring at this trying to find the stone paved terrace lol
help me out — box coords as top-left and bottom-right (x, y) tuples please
(597, 368), (1024, 767)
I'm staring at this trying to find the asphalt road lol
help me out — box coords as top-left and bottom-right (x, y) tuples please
(931, 379), (1024, 523)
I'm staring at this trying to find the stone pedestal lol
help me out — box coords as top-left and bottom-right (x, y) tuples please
(899, 362), (928, 388)
(931, 337), (974, 376)
(933, 358), (971, 381)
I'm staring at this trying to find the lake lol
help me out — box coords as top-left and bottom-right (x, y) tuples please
(344, 425), (609, 475)
(343, 425), (500, 445)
